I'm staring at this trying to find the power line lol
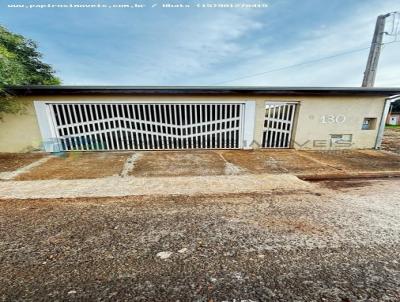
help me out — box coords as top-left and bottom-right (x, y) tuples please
(213, 47), (370, 85)
(212, 41), (399, 85)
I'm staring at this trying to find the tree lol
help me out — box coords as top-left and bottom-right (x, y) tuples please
(0, 25), (60, 115)
(392, 100), (400, 112)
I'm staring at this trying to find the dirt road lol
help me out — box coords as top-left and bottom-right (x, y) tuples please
(1, 179), (399, 301)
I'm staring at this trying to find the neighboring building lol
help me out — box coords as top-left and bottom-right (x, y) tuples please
(387, 112), (400, 126)
(1, 86), (399, 153)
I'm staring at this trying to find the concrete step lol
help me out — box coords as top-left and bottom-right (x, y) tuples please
(0, 174), (312, 199)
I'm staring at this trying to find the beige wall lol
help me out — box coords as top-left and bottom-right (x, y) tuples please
(252, 96), (385, 150)
(294, 96), (384, 149)
(0, 98), (42, 152)
(0, 94), (386, 152)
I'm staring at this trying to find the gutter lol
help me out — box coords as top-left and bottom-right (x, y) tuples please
(375, 94), (400, 149)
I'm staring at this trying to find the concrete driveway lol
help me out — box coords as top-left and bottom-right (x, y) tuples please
(1, 149), (400, 181)
(1, 149), (400, 199)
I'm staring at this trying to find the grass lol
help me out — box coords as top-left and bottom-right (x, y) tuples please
(385, 125), (400, 129)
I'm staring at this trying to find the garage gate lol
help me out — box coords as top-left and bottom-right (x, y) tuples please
(47, 103), (244, 151)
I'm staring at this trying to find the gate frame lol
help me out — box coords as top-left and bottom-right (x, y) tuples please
(34, 99), (255, 152)
(34, 101), (61, 152)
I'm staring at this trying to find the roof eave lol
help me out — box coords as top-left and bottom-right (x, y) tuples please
(5, 85), (400, 97)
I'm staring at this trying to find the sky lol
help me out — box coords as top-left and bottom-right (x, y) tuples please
(1, 0), (399, 86)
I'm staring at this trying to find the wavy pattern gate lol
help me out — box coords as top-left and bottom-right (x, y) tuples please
(48, 103), (243, 151)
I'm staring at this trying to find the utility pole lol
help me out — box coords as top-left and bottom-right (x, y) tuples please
(362, 13), (391, 87)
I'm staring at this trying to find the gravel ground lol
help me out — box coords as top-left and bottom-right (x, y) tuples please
(1, 179), (400, 301)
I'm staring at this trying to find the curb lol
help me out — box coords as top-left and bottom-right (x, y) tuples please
(297, 171), (400, 181)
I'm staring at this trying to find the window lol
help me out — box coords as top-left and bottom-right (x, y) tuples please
(362, 118), (377, 130)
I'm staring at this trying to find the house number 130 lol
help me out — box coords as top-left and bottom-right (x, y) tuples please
(320, 114), (346, 124)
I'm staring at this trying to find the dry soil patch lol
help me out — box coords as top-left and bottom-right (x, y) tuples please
(15, 152), (130, 180)
(129, 151), (226, 177)
(0, 153), (45, 173)
(382, 127), (400, 154)
(301, 149), (400, 172)
(220, 150), (337, 174)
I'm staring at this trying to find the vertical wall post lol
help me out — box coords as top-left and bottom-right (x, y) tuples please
(242, 101), (256, 149)
(33, 101), (60, 152)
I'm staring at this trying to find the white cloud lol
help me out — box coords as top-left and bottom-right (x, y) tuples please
(187, 0), (400, 87)
(54, 7), (264, 85)
(126, 9), (264, 84)
(47, 0), (399, 86)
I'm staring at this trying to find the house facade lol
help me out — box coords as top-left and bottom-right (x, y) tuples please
(387, 112), (400, 126)
(1, 86), (399, 153)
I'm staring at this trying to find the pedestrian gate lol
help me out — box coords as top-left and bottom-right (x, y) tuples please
(262, 102), (297, 148)
(48, 103), (244, 151)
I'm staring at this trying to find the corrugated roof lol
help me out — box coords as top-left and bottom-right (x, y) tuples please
(5, 85), (400, 97)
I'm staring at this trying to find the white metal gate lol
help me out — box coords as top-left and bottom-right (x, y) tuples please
(262, 102), (297, 148)
(48, 103), (244, 151)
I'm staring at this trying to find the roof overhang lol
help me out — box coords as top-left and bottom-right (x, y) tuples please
(5, 85), (400, 97)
